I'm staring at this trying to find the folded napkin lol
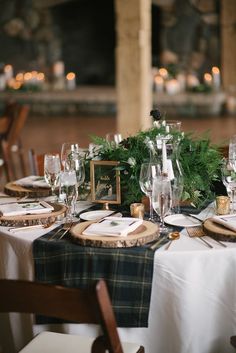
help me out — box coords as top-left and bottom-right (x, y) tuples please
(82, 217), (143, 237)
(0, 201), (54, 217)
(14, 175), (49, 189)
(212, 214), (236, 232)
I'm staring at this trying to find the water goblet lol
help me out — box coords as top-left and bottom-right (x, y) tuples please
(105, 133), (123, 146)
(229, 135), (236, 161)
(61, 142), (79, 171)
(44, 153), (61, 200)
(139, 163), (160, 221)
(221, 157), (236, 213)
(60, 170), (78, 221)
(152, 176), (172, 234)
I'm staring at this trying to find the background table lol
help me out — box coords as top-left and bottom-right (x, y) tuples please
(0, 219), (236, 353)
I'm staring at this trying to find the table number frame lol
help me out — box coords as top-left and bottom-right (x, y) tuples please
(90, 160), (121, 209)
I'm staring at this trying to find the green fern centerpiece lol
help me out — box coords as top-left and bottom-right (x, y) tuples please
(81, 125), (223, 210)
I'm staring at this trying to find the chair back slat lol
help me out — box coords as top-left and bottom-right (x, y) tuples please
(0, 279), (125, 353)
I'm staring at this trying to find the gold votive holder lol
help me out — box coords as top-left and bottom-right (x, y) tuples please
(215, 196), (230, 215)
(130, 203), (145, 219)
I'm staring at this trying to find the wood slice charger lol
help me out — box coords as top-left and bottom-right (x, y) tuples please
(0, 203), (67, 227)
(70, 220), (159, 248)
(203, 218), (236, 242)
(4, 181), (51, 198)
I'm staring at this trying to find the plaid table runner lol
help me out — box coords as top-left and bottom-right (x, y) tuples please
(32, 230), (155, 327)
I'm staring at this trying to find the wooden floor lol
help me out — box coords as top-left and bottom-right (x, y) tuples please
(21, 113), (235, 155)
(0, 112), (235, 186)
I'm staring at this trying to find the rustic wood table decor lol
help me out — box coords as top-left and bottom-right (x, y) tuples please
(70, 220), (158, 248)
(203, 218), (236, 242)
(0, 203), (66, 227)
(4, 181), (51, 198)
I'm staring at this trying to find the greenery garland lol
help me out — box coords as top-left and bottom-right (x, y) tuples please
(80, 124), (223, 210)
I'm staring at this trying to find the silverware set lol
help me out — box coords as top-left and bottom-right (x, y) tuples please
(49, 221), (78, 241)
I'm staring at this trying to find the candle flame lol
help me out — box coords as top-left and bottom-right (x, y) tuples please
(159, 68), (168, 79)
(154, 75), (164, 84)
(66, 72), (76, 80)
(212, 66), (220, 74)
(204, 73), (212, 82)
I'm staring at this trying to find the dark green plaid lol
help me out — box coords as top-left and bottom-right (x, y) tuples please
(32, 231), (155, 327)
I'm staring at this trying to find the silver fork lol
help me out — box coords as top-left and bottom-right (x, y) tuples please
(48, 223), (69, 241)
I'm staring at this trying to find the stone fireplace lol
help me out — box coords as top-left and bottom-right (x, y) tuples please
(0, 0), (221, 86)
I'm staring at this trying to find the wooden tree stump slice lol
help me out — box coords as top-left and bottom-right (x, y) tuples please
(203, 218), (236, 242)
(70, 220), (159, 248)
(0, 203), (66, 227)
(4, 182), (51, 198)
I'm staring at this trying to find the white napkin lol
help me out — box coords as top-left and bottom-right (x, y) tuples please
(212, 214), (236, 232)
(14, 176), (49, 188)
(0, 201), (54, 217)
(82, 217), (143, 237)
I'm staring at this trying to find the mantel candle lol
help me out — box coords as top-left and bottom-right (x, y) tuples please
(204, 73), (212, 87)
(66, 72), (76, 90)
(154, 75), (164, 93)
(53, 61), (65, 78)
(165, 79), (180, 95)
(4, 64), (13, 81)
(212, 66), (221, 90)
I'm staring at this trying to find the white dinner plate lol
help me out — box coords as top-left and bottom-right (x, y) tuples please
(79, 210), (115, 221)
(164, 214), (202, 227)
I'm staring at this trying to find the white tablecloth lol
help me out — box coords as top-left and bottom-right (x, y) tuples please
(0, 205), (236, 353)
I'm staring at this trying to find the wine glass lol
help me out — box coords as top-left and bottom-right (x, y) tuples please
(105, 133), (123, 146)
(229, 135), (236, 161)
(44, 154), (61, 200)
(152, 176), (172, 234)
(60, 170), (78, 221)
(221, 157), (236, 213)
(139, 163), (160, 221)
(61, 142), (79, 171)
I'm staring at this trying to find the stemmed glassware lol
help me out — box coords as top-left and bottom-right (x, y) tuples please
(152, 176), (172, 234)
(229, 135), (236, 161)
(139, 163), (160, 221)
(221, 157), (236, 213)
(44, 153), (61, 200)
(60, 170), (78, 221)
(61, 142), (79, 171)
(105, 133), (123, 146)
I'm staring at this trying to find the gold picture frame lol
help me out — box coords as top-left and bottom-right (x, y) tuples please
(90, 160), (121, 209)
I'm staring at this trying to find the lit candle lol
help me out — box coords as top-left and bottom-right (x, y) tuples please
(177, 73), (186, 92)
(4, 64), (13, 81)
(159, 67), (168, 80)
(204, 73), (212, 87)
(212, 66), (221, 90)
(165, 79), (180, 95)
(186, 74), (199, 88)
(53, 61), (65, 78)
(154, 75), (164, 93)
(66, 72), (76, 90)
(162, 140), (168, 175)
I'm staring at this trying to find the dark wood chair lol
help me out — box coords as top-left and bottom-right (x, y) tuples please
(28, 149), (45, 176)
(231, 336), (236, 348)
(0, 104), (30, 181)
(0, 279), (144, 353)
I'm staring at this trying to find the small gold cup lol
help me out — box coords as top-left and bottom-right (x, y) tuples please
(130, 203), (145, 219)
(215, 196), (230, 215)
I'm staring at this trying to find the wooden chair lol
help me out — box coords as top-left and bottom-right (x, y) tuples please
(0, 104), (30, 181)
(0, 279), (144, 353)
(28, 149), (45, 176)
(231, 336), (236, 348)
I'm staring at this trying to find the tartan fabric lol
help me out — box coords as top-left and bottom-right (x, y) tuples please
(32, 231), (155, 327)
